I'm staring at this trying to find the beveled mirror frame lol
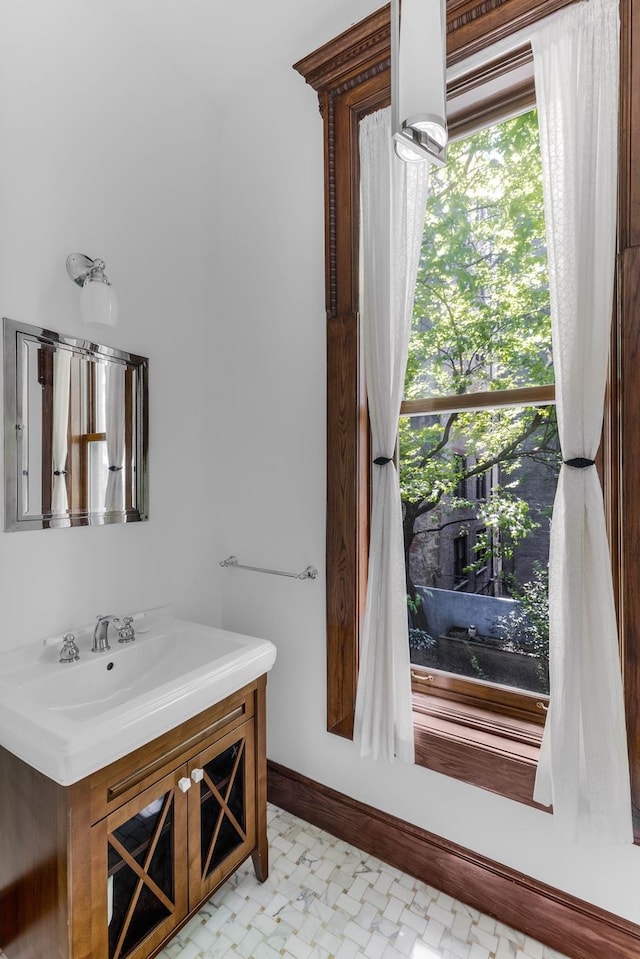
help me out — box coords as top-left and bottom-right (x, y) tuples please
(3, 317), (149, 531)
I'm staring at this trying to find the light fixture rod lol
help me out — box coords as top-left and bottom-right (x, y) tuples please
(391, 0), (448, 166)
(391, 0), (401, 151)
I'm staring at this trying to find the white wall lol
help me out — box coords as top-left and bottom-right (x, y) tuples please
(1, 0), (639, 931)
(0, 0), (225, 646)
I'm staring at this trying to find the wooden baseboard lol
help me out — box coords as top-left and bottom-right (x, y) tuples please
(267, 760), (640, 959)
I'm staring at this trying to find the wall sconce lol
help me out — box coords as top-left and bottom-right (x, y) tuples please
(66, 253), (119, 327)
(391, 0), (448, 165)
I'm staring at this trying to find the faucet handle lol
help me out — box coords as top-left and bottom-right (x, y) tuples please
(118, 616), (136, 644)
(60, 633), (80, 664)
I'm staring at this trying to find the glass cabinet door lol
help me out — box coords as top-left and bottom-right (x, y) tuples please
(91, 767), (189, 959)
(188, 720), (256, 908)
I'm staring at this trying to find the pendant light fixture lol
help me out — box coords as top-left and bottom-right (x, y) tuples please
(391, 0), (448, 165)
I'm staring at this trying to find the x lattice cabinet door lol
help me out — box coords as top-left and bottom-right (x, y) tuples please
(187, 719), (256, 909)
(91, 766), (189, 959)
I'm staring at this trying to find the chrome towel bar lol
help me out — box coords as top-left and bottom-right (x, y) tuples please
(220, 555), (318, 581)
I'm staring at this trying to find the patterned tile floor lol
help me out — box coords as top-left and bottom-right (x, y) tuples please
(157, 804), (571, 959)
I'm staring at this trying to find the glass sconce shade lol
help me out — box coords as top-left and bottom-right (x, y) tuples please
(66, 253), (118, 327)
(81, 278), (119, 327)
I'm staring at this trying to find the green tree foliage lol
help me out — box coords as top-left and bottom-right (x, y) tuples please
(496, 564), (551, 693)
(406, 110), (552, 401)
(401, 110), (560, 594)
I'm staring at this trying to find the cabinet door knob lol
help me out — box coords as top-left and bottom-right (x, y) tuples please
(177, 777), (192, 793)
(191, 767), (204, 783)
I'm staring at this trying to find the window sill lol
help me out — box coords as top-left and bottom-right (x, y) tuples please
(412, 689), (547, 809)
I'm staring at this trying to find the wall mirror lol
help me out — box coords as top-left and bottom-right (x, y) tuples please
(3, 318), (148, 531)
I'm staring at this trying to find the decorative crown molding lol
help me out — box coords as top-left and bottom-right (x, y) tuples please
(294, 0), (579, 94)
(293, 7), (390, 95)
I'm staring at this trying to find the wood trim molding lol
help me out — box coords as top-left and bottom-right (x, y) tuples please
(293, 2), (579, 89)
(617, 0), (640, 249)
(447, 43), (533, 99)
(293, 8), (390, 98)
(412, 667), (547, 724)
(618, 244), (640, 829)
(449, 76), (536, 138)
(401, 384), (555, 416)
(268, 761), (640, 959)
(446, 0), (577, 64)
(413, 703), (543, 807)
(616, 0), (640, 834)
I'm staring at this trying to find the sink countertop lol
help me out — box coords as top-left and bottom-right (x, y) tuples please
(0, 606), (276, 786)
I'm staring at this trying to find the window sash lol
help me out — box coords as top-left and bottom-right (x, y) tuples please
(401, 109), (556, 715)
(401, 384), (554, 417)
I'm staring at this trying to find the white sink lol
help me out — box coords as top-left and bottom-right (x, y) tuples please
(0, 606), (276, 785)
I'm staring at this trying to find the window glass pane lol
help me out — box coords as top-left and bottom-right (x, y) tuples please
(406, 109), (552, 401)
(402, 404), (559, 694)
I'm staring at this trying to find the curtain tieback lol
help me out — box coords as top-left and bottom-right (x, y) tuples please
(53, 469), (68, 476)
(373, 456), (393, 466)
(563, 457), (595, 469)
(108, 465), (124, 472)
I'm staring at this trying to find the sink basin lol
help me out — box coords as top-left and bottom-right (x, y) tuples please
(0, 606), (276, 785)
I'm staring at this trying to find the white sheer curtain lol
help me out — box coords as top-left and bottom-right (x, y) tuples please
(354, 108), (430, 762)
(532, 0), (632, 842)
(104, 363), (126, 512)
(51, 348), (71, 515)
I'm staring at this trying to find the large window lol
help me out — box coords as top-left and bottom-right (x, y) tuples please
(402, 108), (559, 702)
(294, 0), (640, 824)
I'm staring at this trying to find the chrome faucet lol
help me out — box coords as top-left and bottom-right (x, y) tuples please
(92, 614), (120, 652)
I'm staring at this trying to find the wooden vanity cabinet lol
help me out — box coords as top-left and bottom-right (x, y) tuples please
(0, 675), (269, 959)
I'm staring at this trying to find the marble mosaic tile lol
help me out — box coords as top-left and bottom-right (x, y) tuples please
(0, 805), (571, 959)
(156, 804), (572, 959)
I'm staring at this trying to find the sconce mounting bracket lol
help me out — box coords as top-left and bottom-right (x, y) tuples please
(66, 253), (100, 287)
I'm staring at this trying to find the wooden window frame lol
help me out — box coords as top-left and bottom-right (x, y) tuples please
(294, 0), (640, 823)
